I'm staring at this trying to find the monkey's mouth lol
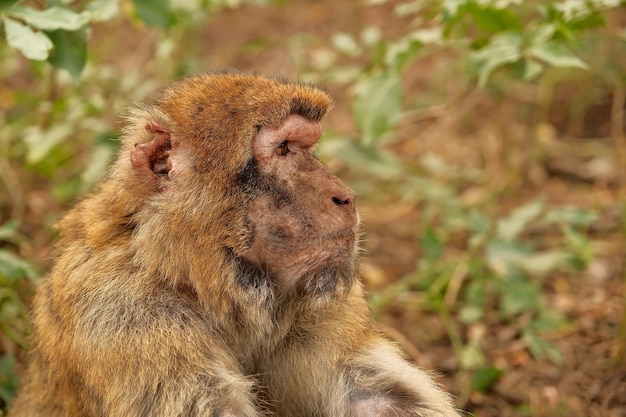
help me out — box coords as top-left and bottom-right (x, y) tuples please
(319, 227), (356, 242)
(317, 228), (358, 258)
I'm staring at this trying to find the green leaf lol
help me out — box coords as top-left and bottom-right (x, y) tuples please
(527, 23), (556, 45)
(0, 221), (19, 242)
(386, 24), (443, 69)
(0, 0), (18, 10)
(317, 135), (401, 179)
(517, 250), (571, 275)
(522, 328), (564, 364)
(532, 311), (567, 331)
(411, 27), (442, 44)
(467, 209), (492, 248)
(472, 365), (503, 392)
(441, 1), (468, 37)
(85, 0), (120, 22)
(24, 124), (73, 164)
(46, 29), (88, 81)
(0, 250), (37, 282)
(459, 327), (486, 370)
(472, 32), (523, 87)
(562, 225), (593, 269)
(468, 209), (491, 234)
(529, 40), (588, 69)
(523, 59), (543, 80)
(467, 4), (522, 33)
(465, 279), (486, 306)
(552, 0), (615, 25)
(459, 304), (483, 323)
(81, 144), (115, 190)
(442, 0), (465, 16)
(459, 342), (485, 370)
(3, 18), (53, 60)
(420, 226), (445, 259)
(352, 71), (402, 146)
(565, 11), (605, 32)
(497, 199), (544, 240)
(332, 33), (362, 56)
(0, 355), (19, 403)
(7, 6), (90, 31)
(360, 26), (381, 46)
(133, 0), (174, 28)
(500, 279), (540, 316)
(543, 207), (597, 227)
(486, 239), (531, 277)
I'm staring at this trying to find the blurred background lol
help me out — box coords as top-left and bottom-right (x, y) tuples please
(0, 0), (625, 415)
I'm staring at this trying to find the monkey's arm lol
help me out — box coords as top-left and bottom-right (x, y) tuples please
(344, 337), (461, 417)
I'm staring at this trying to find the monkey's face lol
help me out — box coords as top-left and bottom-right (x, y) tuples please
(241, 115), (358, 291)
(128, 74), (354, 294)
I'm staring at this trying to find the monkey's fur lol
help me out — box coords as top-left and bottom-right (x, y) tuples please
(10, 72), (460, 417)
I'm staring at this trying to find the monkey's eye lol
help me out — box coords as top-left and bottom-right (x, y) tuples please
(275, 140), (290, 156)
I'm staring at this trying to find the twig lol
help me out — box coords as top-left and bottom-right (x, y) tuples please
(444, 259), (469, 306)
(0, 159), (25, 224)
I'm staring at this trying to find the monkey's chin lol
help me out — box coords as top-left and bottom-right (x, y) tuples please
(294, 259), (357, 299)
(235, 240), (357, 300)
(235, 226), (358, 298)
(287, 234), (358, 297)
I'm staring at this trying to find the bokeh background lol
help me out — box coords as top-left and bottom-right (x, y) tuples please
(1, 0), (625, 416)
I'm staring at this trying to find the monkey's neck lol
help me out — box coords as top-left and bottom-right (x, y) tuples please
(214, 259), (357, 362)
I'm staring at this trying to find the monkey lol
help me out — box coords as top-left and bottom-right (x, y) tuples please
(9, 71), (460, 417)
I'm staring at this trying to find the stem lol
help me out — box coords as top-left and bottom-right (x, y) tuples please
(437, 299), (471, 406)
(38, 66), (58, 130)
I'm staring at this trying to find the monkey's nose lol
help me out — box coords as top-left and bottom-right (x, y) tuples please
(332, 196), (351, 206)
(331, 190), (356, 209)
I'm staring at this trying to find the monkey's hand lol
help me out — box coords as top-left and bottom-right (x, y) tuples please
(345, 340), (461, 417)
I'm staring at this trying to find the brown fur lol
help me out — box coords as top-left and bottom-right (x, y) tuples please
(9, 72), (460, 417)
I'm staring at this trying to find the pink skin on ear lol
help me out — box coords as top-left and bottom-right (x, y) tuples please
(145, 121), (170, 135)
(130, 122), (173, 187)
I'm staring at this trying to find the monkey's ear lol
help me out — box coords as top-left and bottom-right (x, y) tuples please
(130, 122), (173, 189)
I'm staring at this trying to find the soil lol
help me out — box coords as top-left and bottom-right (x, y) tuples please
(5, 0), (625, 416)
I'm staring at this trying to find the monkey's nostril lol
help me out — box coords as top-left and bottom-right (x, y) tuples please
(332, 196), (350, 206)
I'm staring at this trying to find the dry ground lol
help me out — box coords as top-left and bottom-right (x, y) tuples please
(5, 0), (625, 416)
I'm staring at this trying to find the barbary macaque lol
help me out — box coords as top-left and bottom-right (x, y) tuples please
(10, 72), (460, 417)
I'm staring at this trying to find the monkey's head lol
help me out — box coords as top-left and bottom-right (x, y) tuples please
(120, 72), (358, 300)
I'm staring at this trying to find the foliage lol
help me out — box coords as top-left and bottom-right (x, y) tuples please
(0, 221), (37, 407)
(366, 163), (596, 397)
(3, 1), (114, 80)
(309, 0), (621, 404)
(314, 0), (625, 85)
